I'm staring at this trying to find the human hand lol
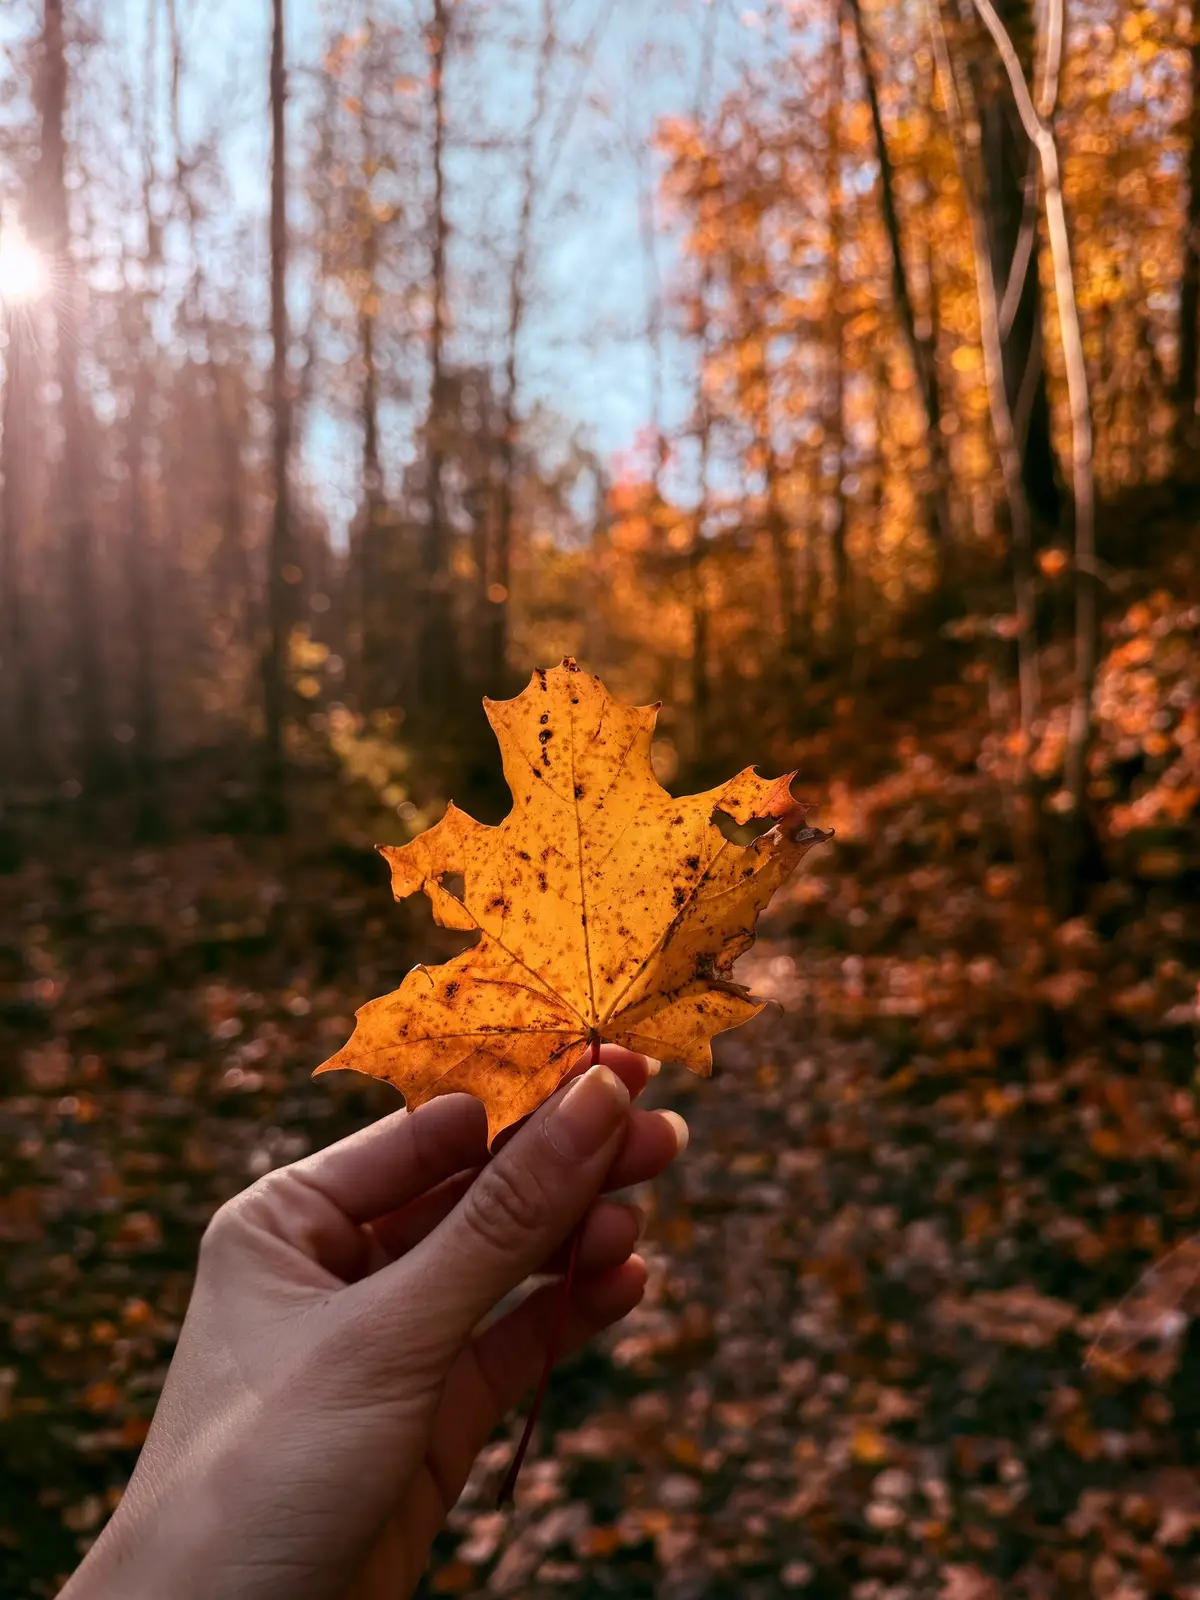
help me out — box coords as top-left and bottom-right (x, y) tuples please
(61, 1048), (685, 1600)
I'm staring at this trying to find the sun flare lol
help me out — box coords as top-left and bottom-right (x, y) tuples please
(0, 224), (46, 306)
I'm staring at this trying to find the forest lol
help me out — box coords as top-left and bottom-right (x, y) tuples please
(0, 0), (1198, 1592)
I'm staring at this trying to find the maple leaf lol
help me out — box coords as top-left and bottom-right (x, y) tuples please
(317, 659), (831, 1141)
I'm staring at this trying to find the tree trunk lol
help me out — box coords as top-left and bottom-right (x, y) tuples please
(358, 293), (385, 701)
(972, 0), (1097, 913)
(689, 488), (710, 756)
(689, 262), (714, 753)
(1175, 35), (1200, 464)
(491, 0), (555, 693)
(261, 0), (292, 832)
(734, 212), (800, 679)
(0, 302), (40, 867)
(685, 0), (719, 759)
(166, 0), (252, 662)
(214, 356), (251, 634)
(41, 0), (111, 800)
(122, 8), (163, 841)
(761, 357), (799, 687)
(0, 307), (44, 793)
(828, 341), (849, 657)
(358, 150), (387, 707)
(845, 0), (955, 565)
(973, 0), (1060, 529)
(930, 0), (1039, 870)
(635, 138), (666, 500)
(416, 0), (458, 722)
(827, 8), (849, 659)
(124, 329), (162, 840)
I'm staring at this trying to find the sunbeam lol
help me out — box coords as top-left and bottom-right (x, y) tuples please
(0, 223), (46, 307)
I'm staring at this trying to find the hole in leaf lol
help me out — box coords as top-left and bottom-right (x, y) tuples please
(711, 808), (775, 846)
(430, 870), (478, 960)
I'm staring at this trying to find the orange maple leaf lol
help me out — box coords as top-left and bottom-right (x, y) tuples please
(317, 659), (831, 1141)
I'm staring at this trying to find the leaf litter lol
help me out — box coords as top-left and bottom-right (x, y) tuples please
(2, 660), (1199, 1597)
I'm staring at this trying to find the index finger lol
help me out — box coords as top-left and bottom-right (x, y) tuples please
(290, 1093), (488, 1222)
(294, 1048), (656, 1222)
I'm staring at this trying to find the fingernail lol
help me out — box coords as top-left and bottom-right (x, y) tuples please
(646, 1057), (662, 1077)
(659, 1110), (689, 1153)
(547, 1064), (630, 1160)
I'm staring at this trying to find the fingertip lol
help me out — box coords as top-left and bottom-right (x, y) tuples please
(596, 1045), (654, 1099)
(659, 1109), (689, 1154)
(545, 1064), (630, 1162)
(416, 1090), (490, 1140)
(468, 1255), (650, 1425)
(288, 1091), (489, 1225)
(594, 1198), (643, 1250)
(536, 1049), (651, 1139)
(612, 1252), (649, 1304)
(571, 1254), (648, 1321)
(601, 1106), (689, 1192)
(621, 1252), (650, 1287)
(546, 1200), (642, 1276)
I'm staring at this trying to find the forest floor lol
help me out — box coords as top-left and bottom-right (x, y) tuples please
(2, 692), (1199, 1598)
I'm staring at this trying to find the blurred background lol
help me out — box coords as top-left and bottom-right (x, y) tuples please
(1, 0), (1198, 1593)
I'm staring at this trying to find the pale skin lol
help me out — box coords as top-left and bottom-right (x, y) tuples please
(61, 1048), (687, 1600)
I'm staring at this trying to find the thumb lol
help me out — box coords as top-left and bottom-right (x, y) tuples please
(391, 1063), (631, 1352)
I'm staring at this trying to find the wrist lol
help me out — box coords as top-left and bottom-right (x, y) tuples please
(59, 1435), (258, 1600)
(59, 1497), (201, 1600)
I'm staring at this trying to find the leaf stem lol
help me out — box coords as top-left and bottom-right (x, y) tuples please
(497, 1037), (600, 1506)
